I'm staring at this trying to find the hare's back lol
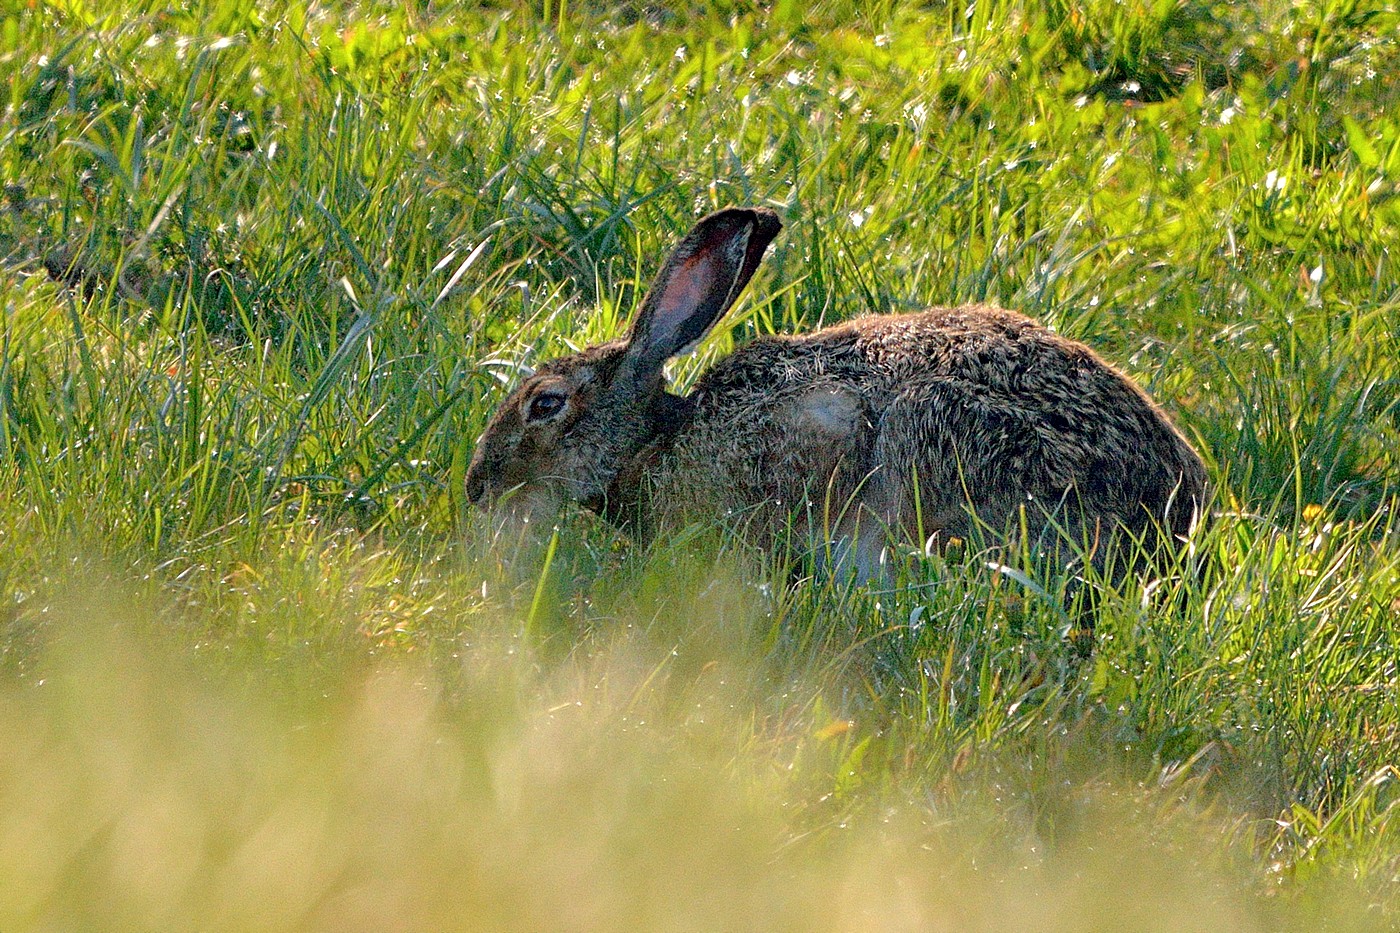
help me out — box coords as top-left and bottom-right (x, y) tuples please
(693, 304), (1155, 409)
(678, 304), (1204, 540)
(845, 305), (1206, 538)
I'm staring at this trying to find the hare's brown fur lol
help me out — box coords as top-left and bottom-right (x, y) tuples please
(645, 305), (1205, 567)
(465, 208), (1207, 579)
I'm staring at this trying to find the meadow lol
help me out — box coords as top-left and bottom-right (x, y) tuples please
(2, 0), (1399, 928)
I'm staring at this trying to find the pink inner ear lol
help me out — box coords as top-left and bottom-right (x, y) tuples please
(652, 255), (715, 338)
(655, 256), (711, 325)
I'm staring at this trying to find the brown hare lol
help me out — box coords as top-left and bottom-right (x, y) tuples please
(465, 207), (1208, 581)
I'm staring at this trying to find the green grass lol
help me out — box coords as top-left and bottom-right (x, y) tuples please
(2, 0), (1400, 928)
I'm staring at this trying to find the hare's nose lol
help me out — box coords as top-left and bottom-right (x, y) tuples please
(465, 468), (487, 506)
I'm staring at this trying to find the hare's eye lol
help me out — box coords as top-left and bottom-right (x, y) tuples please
(526, 392), (567, 423)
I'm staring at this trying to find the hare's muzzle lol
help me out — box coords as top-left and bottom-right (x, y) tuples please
(464, 464), (488, 507)
(463, 452), (557, 528)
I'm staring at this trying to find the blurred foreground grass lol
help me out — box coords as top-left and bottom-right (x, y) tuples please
(4, 513), (1398, 930)
(0, 583), (1386, 933)
(2, 0), (1400, 928)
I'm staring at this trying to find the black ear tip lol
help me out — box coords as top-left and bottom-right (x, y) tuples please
(702, 206), (783, 240)
(747, 207), (783, 242)
(731, 206), (781, 285)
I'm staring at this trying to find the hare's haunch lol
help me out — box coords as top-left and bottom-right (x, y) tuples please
(465, 208), (1207, 579)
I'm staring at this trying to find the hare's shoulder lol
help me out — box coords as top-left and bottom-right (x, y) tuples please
(680, 327), (875, 447)
(686, 325), (869, 399)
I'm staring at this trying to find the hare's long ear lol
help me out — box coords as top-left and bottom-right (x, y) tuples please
(622, 207), (782, 379)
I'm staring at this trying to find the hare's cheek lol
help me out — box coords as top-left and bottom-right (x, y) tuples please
(510, 429), (550, 470)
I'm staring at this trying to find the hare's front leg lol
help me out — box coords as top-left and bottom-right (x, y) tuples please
(768, 383), (887, 581)
(812, 501), (891, 583)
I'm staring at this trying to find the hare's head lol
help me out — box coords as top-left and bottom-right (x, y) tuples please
(465, 207), (782, 523)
